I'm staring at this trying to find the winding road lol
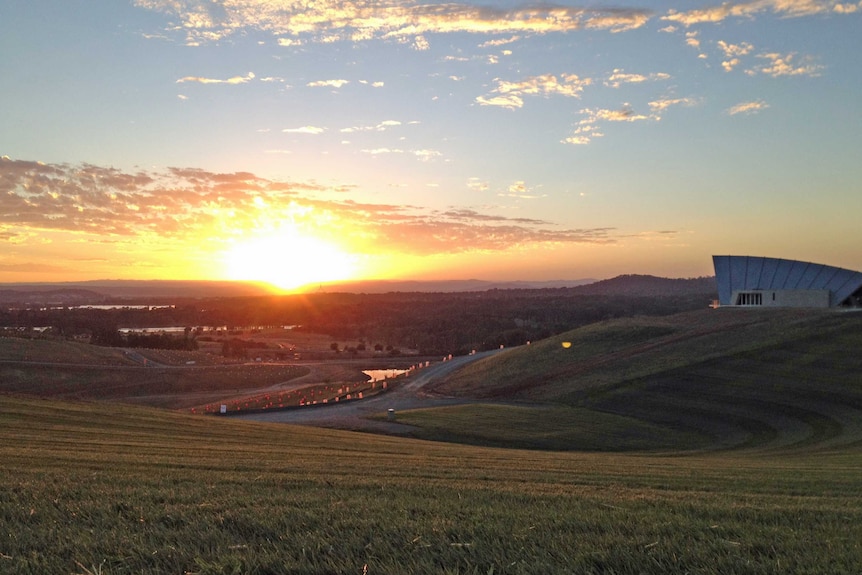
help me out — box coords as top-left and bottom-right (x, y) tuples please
(233, 349), (503, 433)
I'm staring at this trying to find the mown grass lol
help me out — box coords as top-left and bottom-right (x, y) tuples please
(429, 309), (842, 400)
(419, 309), (862, 452)
(0, 362), (309, 409)
(387, 404), (708, 452)
(0, 334), (312, 409)
(0, 337), (139, 366)
(1, 395), (861, 574)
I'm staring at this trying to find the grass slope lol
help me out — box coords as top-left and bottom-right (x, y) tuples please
(0, 337), (310, 409)
(1, 395), (861, 574)
(417, 309), (862, 452)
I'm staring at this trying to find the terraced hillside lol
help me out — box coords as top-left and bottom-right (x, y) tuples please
(422, 309), (862, 451)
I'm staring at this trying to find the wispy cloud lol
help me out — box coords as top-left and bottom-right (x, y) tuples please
(476, 74), (592, 109)
(748, 52), (823, 77)
(358, 147), (442, 161)
(648, 97), (699, 112)
(604, 69), (671, 89)
(340, 120), (403, 133)
(0, 157), (618, 257)
(307, 79), (350, 88)
(479, 35), (521, 48)
(564, 104), (656, 146)
(663, 0), (857, 26)
(499, 181), (544, 199)
(283, 126), (326, 134)
(467, 178), (489, 192)
(135, 1), (653, 46)
(726, 100), (770, 115)
(176, 72), (255, 84)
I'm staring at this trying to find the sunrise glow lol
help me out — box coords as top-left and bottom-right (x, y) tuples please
(223, 230), (357, 291)
(1, 2), (860, 284)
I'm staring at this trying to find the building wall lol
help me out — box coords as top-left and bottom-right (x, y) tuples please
(713, 255), (862, 307)
(729, 289), (830, 308)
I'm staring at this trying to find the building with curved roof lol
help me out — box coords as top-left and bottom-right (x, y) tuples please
(713, 255), (862, 308)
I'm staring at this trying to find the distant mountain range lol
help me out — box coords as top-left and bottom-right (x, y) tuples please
(569, 274), (717, 297)
(0, 275), (716, 304)
(0, 280), (277, 303)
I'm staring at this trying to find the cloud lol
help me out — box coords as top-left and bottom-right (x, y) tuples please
(585, 106), (652, 123)
(283, 126), (326, 134)
(307, 79), (350, 88)
(685, 31), (700, 49)
(477, 74), (591, 109)
(475, 94), (524, 110)
(748, 52), (823, 77)
(717, 40), (754, 71)
(176, 72), (255, 84)
(467, 178), (489, 192)
(499, 181), (544, 199)
(361, 148), (404, 155)
(648, 97), (699, 112)
(604, 69), (671, 89)
(726, 100), (770, 115)
(663, 0), (857, 26)
(479, 35), (521, 48)
(341, 121), (401, 133)
(564, 104), (656, 145)
(0, 157), (618, 258)
(358, 147), (441, 161)
(135, 1), (653, 46)
(413, 149), (442, 162)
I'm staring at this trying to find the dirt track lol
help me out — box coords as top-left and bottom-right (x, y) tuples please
(232, 349), (503, 433)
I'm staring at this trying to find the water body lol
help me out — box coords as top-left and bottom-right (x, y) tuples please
(363, 369), (409, 382)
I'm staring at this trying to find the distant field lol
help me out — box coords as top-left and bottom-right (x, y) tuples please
(0, 337), (312, 408)
(0, 337), (139, 366)
(1, 395), (860, 574)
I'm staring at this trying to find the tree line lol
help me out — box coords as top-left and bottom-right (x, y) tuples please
(1, 279), (716, 356)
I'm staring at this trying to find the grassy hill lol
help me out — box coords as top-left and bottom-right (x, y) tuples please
(1, 309), (861, 573)
(415, 308), (862, 452)
(1, 394), (860, 574)
(0, 337), (310, 408)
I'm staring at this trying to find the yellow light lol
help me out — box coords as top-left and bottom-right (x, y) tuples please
(223, 228), (357, 291)
(561, 341), (572, 348)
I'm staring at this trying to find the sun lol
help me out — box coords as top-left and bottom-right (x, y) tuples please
(222, 230), (357, 291)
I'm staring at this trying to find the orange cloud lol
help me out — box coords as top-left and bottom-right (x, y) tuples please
(663, 0), (856, 26)
(135, 1), (652, 45)
(176, 72), (255, 84)
(726, 100), (770, 115)
(477, 74), (591, 109)
(0, 157), (623, 259)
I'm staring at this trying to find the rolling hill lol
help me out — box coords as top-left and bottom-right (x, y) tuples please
(2, 307), (861, 573)
(418, 308), (862, 452)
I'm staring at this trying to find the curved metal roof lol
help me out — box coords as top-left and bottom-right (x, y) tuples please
(713, 255), (862, 307)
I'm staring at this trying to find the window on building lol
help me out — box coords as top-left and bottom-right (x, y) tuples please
(736, 292), (763, 306)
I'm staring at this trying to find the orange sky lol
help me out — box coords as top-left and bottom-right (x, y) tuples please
(2, 2), (861, 288)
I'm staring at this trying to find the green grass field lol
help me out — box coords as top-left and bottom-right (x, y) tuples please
(418, 309), (862, 452)
(1, 395), (860, 574)
(2, 309), (861, 573)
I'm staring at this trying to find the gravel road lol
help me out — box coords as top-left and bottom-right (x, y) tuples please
(233, 349), (502, 433)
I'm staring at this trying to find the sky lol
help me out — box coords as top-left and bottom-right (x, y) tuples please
(1, 0), (861, 290)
